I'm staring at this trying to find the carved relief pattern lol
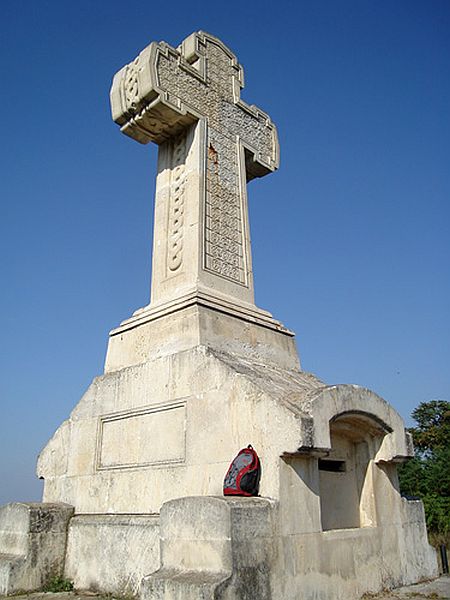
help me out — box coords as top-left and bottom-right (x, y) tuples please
(156, 41), (275, 285)
(167, 134), (187, 273)
(219, 101), (275, 167)
(124, 56), (141, 110)
(204, 130), (245, 283)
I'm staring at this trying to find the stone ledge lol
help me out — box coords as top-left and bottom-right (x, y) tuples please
(110, 289), (293, 337)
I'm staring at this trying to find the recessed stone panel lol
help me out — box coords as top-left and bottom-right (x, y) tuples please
(97, 402), (186, 470)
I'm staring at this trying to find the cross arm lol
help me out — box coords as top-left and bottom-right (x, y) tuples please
(236, 101), (280, 180)
(110, 41), (200, 145)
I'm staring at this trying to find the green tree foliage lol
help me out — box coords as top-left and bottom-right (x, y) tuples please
(398, 400), (450, 542)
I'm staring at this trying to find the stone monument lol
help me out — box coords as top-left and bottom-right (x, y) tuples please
(0, 31), (439, 600)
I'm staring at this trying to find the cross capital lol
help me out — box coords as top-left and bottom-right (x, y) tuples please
(111, 31), (279, 179)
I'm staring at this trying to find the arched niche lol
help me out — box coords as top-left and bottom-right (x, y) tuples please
(319, 411), (390, 531)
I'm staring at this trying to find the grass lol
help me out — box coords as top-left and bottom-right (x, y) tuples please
(42, 575), (74, 593)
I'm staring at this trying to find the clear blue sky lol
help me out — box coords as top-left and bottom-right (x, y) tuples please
(1, 1), (449, 504)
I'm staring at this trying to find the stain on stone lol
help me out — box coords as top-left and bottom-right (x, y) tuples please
(234, 564), (271, 600)
(208, 142), (220, 182)
(30, 508), (55, 533)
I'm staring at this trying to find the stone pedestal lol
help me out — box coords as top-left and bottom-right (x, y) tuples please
(104, 295), (299, 373)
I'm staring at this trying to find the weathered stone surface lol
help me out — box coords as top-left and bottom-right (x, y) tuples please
(37, 342), (416, 518)
(142, 496), (275, 600)
(142, 495), (439, 600)
(104, 301), (299, 373)
(38, 345), (315, 513)
(0, 503), (73, 596)
(64, 515), (159, 595)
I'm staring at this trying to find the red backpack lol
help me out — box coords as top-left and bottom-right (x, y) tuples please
(223, 445), (261, 496)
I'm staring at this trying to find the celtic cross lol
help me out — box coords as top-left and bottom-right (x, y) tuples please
(111, 31), (279, 312)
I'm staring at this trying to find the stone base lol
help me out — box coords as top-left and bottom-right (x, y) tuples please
(104, 293), (299, 373)
(38, 340), (414, 516)
(37, 343), (322, 515)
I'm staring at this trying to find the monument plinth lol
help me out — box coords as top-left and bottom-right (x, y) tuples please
(0, 31), (438, 600)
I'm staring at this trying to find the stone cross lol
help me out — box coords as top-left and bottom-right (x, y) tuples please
(111, 31), (279, 312)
